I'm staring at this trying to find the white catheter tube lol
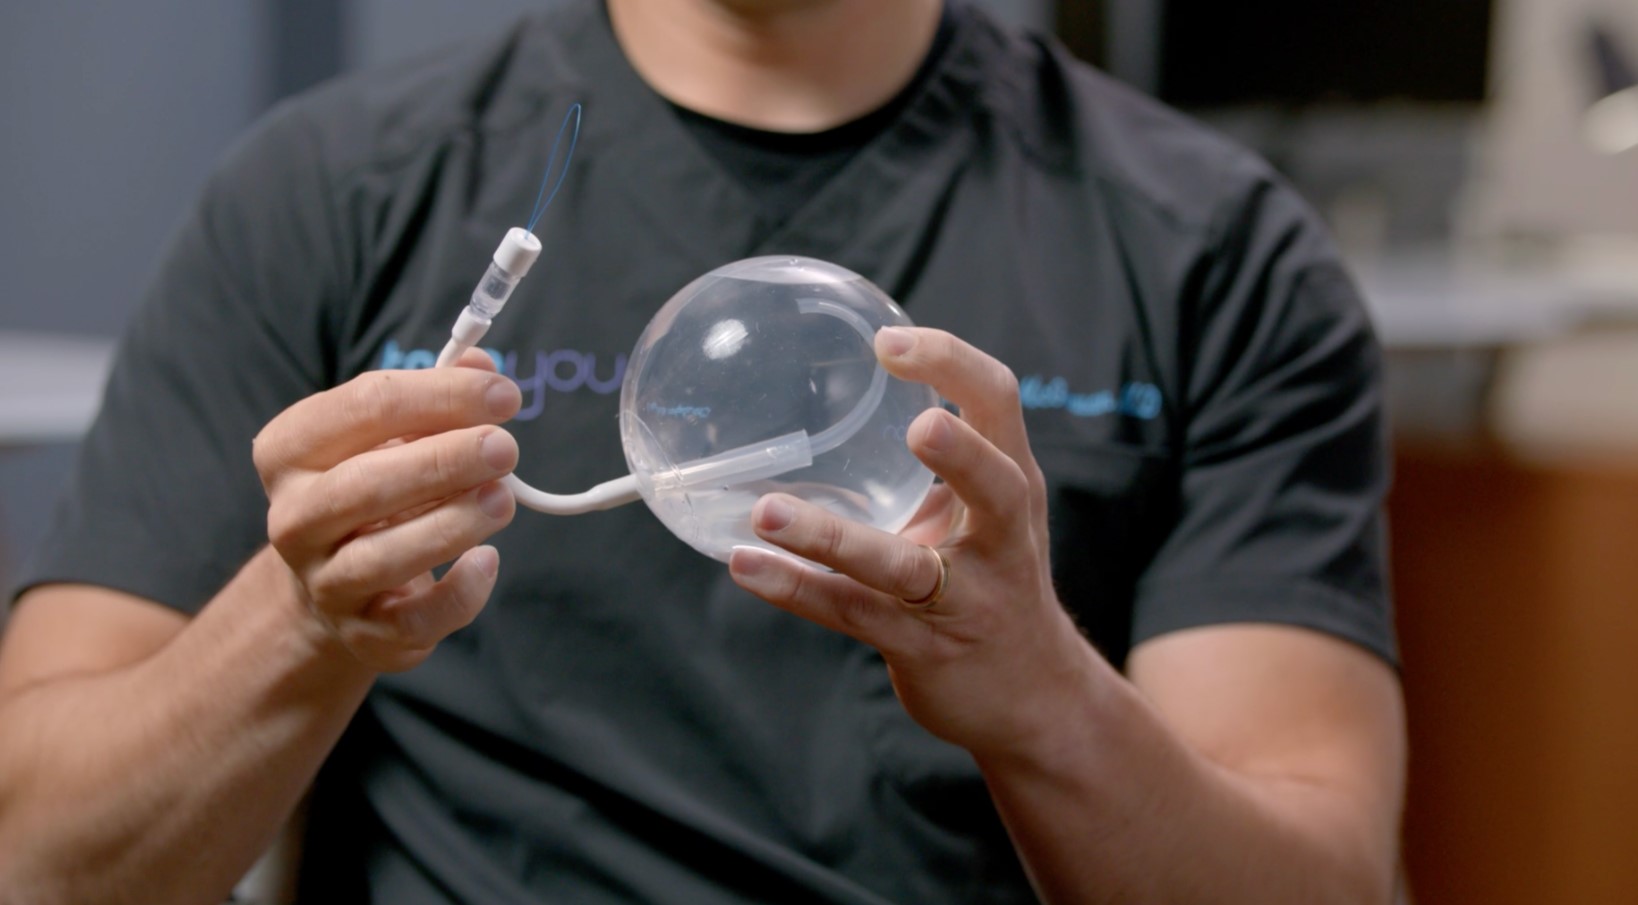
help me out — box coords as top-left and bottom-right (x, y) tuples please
(501, 472), (641, 515)
(434, 227), (640, 514)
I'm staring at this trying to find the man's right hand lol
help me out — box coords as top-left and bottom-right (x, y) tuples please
(251, 349), (521, 672)
(0, 351), (521, 903)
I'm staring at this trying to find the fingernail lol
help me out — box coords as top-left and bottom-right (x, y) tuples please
(756, 496), (794, 531)
(730, 545), (771, 577)
(729, 545), (781, 596)
(478, 482), (512, 520)
(917, 411), (952, 453)
(876, 327), (915, 358)
(479, 429), (516, 471)
(471, 545), (500, 578)
(486, 377), (521, 418)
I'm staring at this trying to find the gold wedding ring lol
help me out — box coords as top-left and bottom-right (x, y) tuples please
(900, 546), (951, 609)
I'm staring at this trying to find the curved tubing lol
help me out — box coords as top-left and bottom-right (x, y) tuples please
(437, 290), (891, 515)
(795, 297), (889, 457)
(503, 472), (640, 515)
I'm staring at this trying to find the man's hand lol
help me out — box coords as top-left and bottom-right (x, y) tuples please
(252, 349), (521, 672)
(0, 351), (523, 904)
(727, 326), (1084, 758)
(729, 327), (1404, 903)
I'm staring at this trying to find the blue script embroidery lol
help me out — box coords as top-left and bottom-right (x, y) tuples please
(645, 402), (711, 421)
(1018, 375), (1162, 420)
(377, 339), (627, 422)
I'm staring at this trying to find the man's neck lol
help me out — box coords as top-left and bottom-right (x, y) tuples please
(606, 0), (945, 133)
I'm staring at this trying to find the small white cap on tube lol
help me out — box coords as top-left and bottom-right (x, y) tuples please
(451, 308), (490, 344)
(493, 227), (542, 278)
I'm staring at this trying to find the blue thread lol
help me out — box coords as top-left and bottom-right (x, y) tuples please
(1018, 375), (1163, 421)
(525, 103), (583, 232)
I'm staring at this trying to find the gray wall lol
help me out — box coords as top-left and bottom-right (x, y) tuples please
(0, 4), (264, 336)
(0, 3), (266, 591)
(351, 0), (555, 67)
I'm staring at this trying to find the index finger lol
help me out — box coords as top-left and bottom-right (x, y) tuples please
(254, 366), (522, 478)
(452, 346), (500, 373)
(874, 327), (1033, 469)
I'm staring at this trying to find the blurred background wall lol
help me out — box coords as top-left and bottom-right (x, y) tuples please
(0, 3), (265, 583)
(3, 2), (1637, 901)
(1474, 0), (1638, 238)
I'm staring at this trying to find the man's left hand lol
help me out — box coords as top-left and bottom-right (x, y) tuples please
(728, 326), (1094, 760)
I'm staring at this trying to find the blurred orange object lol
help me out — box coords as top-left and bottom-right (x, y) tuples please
(1391, 442), (1638, 905)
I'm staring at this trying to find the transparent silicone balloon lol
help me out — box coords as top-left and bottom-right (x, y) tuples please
(619, 256), (939, 561)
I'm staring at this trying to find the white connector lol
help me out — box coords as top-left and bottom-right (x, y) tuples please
(436, 226), (641, 514)
(435, 228), (543, 368)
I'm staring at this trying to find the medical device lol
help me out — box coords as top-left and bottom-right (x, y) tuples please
(435, 108), (937, 560)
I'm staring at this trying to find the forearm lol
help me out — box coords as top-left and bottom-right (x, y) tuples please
(975, 649), (1391, 904)
(0, 548), (375, 905)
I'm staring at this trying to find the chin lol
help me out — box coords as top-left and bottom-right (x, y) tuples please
(707, 0), (857, 16)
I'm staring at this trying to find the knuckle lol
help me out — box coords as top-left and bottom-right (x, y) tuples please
(336, 613), (406, 668)
(812, 515), (848, 561)
(389, 602), (432, 649)
(317, 542), (375, 602)
(265, 498), (308, 551)
(431, 499), (477, 553)
(429, 433), (470, 489)
(999, 458), (1031, 499)
(442, 577), (487, 633)
(324, 457), (381, 524)
(991, 362), (1021, 406)
(251, 423), (296, 488)
(1024, 460), (1049, 501)
(347, 371), (401, 432)
(305, 567), (346, 607)
(992, 461), (1034, 518)
(834, 592), (876, 635)
(777, 560), (814, 602)
(250, 431), (276, 481)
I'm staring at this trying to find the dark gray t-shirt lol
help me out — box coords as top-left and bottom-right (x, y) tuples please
(18, 2), (1392, 901)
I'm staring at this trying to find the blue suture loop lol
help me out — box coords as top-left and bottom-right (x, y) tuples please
(526, 103), (583, 233)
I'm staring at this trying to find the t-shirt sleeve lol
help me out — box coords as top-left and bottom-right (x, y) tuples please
(12, 102), (346, 615)
(1132, 173), (1395, 665)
